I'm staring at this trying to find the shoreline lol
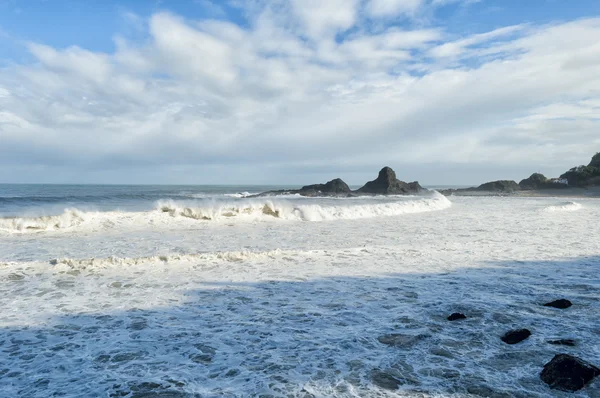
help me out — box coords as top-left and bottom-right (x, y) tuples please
(440, 187), (600, 198)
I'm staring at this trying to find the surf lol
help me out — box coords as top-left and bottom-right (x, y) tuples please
(0, 193), (451, 233)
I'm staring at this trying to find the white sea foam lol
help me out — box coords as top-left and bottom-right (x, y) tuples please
(543, 201), (583, 212)
(0, 193), (451, 234)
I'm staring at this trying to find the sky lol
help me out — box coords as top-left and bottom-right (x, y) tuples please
(0, 0), (599, 185)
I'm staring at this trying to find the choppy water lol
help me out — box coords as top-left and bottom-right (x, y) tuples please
(0, 184), (599, 397)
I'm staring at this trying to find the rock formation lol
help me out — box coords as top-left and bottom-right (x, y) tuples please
(560, 152), (600, 186)
(476, 180), (521, 192)
(519, 173), (549, 190)
(501, 329), (531, 344)
(253, 166), (424, 197)
(447, 313), (467, 321)
(540, 354), (600, 392)
(357, 167), (423, 195)
(300, 178), (351, 195)
(543, 299), (572, 309)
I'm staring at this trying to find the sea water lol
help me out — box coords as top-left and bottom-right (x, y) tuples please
(0, 184), (599, 397)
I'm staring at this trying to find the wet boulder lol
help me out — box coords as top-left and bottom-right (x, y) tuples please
(543, 299), (572, 309)
(540, 354), (600, 392)
(447, 313), (467, 321)
(357, 167), (423, 195)
(501, 329), (531, 344)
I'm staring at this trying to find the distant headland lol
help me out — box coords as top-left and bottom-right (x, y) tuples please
(440, 152), (600, 197)
(253, 152), (600, 198)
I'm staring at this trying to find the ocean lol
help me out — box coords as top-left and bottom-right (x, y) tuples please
(0, 184), (599, 397)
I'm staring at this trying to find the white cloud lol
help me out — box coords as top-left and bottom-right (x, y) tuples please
(291, 0), (359, 38)
(429, 25), (525, 59)
(0, 4), (599, 184)
(366, 0), (424, 17)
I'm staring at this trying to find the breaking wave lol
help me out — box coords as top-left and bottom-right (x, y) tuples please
(46, 249), (292, 270)
(542, 201), (583, 213)
(0, 193), (451, 233)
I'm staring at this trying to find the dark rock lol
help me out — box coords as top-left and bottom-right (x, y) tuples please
(548, 339), (576, 347)
(447, 313), (467, 321)
(371, 370), (403, 390)
(300, 178), (351, 195)
(540, 354), (600, 392)
(377, 333), (428, 348)
(501, 329), (531, 344)
(519, 173), (549, 190)
(544, 299), (572, 309)
(476, 180), (521, 192)
(357, 167), (423, 195)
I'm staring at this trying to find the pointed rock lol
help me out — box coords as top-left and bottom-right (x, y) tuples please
(357, 167), (423, 195)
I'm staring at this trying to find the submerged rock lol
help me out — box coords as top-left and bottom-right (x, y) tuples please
(540, 354), (600, 392)
(377, 333), (428, 348)
(543, 299), (572, 309)
(501, 329), (531, 345)
(371, 370), (403, 390)
(548, 339), (576, 347)
(357, 167), (423, 195)
(447, 313), (467, 321)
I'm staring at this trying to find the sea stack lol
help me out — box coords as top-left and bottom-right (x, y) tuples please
(357, 167), (423, 195)
(300, 178), (352, 195)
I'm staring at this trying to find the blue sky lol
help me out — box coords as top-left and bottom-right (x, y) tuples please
(0, 0), (599, 184)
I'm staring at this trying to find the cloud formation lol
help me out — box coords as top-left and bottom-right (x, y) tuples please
(0, 1), (599, 184)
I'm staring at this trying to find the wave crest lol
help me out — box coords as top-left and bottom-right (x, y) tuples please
(0, 193), (451, 234)
(543, 201), (583, 213)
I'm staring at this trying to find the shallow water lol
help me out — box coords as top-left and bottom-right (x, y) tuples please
(1, 187), (599, 397)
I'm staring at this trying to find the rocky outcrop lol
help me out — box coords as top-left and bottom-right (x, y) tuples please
(253, 177), (353, 198)
(476, 180), (521, 192)
(501, 329), (531, 344)
(543, 299), (572, 309)
(519, 173), (549, 190)
(560, 152), (600, 186)
(300, 178), (351, 195)
(540, 354), (600, 392)
(447, 313), (467, 321)
(357, 167), (423, 195)
(254, 167), (423, 197)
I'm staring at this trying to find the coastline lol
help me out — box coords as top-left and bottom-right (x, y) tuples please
(440, 186), (600, 198)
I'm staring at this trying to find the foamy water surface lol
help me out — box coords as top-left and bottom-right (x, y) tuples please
(1, 187), (599, 397)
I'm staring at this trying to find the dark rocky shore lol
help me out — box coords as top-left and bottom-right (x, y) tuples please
(440, 152), (600, 197)
(253, 167), (424, 198)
